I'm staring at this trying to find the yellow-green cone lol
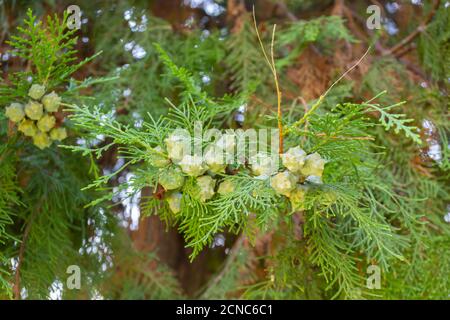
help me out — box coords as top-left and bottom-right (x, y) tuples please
(159, 167), (185, 190)
(24, 100), (44, 120)
(217, 180), (234, 195)
(42, 91), (61, 112)
(166, 192), (182, 214)
(196, 175), (216, 202)
(300, 153), (326, 177)
(5, 103), (25, 123)
(28, 84), (46, 100)
(18, 119), (38, 137)
(33, 131), (52, 149)
(49, 127), (68, 141)
(270, 171), (297, 196)
(287, 185), (308, 210)
(37, 114), (56, 132)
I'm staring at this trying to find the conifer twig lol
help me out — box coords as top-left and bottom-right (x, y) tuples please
(252, 7), (283, 154)
(289, 46), (372, 131)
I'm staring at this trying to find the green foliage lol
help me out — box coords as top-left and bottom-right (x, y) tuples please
(281, 96), (423, 298)
(361, 57), (409, 103)
(0, 9), (117, 299)
(199, 245), (251, 299)
(0, 142), (21, 297)
(224, 19), (266, 93)
(243, 242), (327, 299)
(83, 1), (226, 122)
(418, 4), (450, 81)
(98, 232), (184, 300)
(383, 235), (450, 299)
(364, 96), (422, 145)
(64, 48), (254, 260)
(277, 16), (356, 69)
(18, 148), (99, 298)
(4, 9), (99, 94)
(66, 42), (427, 299)
(285, 0), (333, 11)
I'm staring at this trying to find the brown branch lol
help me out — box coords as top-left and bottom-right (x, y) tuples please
(332, 0), (345, 16)
(393, 43), (416, 59)
(292, 211), (305, 240)
(383, 0), (441, 56)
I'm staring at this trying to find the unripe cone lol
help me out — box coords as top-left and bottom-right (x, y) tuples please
(165, 132), (190, 164)
(149, 146), (170, 168)
(204, 148), (226, 173)
(282, 146), (306, 173)
(37, 114), (56, 132)
(179, 154), (207, 177)
(42, 91), (61, 112)
(287, 185), (308, 210)
(159, 167), (185, 190)
(301, 152), (326, 177)
(18, 120), (38, 137)
(25, 100), (44, 120)
(197, 175), (216, 202)
(28, 84), (46, 100)
(5, 103), (25, 123)
(49, 127), (68, 141)
(306, 175), (322, 184)
(250, 152), (278, 177)
(218, 180), (234, 195)
(270, 171), (297, 196)
(33, 131), (52, 149)
(166, 192), (182, 213)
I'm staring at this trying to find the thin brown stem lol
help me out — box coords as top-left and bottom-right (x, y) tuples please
(252, 7), (283, 154)
(299, 97), (309, 144)
(289, 46), (371, 132)
(270, 26), (283, 154)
